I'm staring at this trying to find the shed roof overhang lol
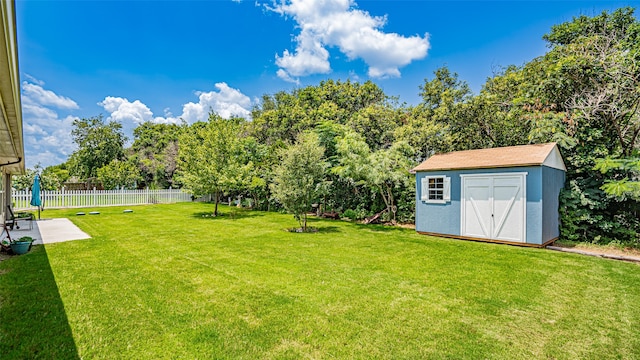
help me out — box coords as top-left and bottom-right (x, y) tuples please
(0, 0), (24, 175)
(411, 143), (566, 173)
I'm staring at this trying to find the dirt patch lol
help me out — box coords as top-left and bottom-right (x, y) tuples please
(553, 242), (640, 257)
(549, 242), (640, 263)
(0, 252), (13, 262)
(287, 227), (319, 233)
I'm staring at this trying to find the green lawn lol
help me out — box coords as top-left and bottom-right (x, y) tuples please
(1, 203), (639, 359)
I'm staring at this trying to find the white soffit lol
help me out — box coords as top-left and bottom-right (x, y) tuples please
(0, 0), (24, 174)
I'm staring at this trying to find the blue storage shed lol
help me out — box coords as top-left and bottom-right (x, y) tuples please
(412, 143), (566, 247)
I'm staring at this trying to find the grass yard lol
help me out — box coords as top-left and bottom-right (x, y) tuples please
(1, 203), (639, 359)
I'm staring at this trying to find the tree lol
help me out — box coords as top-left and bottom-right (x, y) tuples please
(250, 80), (387, 145)
(270, 132), (328, 231)
(529, 8), (640, 244)
(394, 105), (450, 162)
(238, 136), (276, 210)
(97, 159), (141, 190)
(455, 7), (640, 244)
(334, 130), (415, 224)
(42, 163), (70, 189)
(131, 122), (183, 188)
(419, 67), (472, 150)
(177, 113), (247, 216)
(12, 163), (63, 191)
(595, 157), (640, 200)
(68, 116), (126, 180)
(368, 142), (416, 224)
(346, 103), (401, 150)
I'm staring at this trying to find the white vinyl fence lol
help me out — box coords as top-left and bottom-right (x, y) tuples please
(13, 188), (194, 210)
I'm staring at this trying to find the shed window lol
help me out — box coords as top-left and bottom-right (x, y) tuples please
(421, 176), (450, 203)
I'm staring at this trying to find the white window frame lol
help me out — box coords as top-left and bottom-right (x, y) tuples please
(421, 175), (450, 204)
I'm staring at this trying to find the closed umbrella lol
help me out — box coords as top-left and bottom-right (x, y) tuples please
(30, 175), (42, 220)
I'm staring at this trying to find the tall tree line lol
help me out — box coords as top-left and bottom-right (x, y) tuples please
(25, 8), (640, 244)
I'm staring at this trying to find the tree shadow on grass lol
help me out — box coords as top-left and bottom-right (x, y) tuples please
(316, 226), (341, 233)
(190, 209), (265, 220)
(302, 218), (342, 233)
(353, 222), (412, 233)
(0, 245), (79, 359)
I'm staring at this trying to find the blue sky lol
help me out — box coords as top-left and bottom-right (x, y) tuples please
(16, 0), (637, 168)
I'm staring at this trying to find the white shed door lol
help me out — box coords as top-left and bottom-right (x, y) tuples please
(461, 174), (526, 243)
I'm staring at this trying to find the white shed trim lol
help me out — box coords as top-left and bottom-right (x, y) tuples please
(542, 146), (566, 171)
(460, 172), (527, 243)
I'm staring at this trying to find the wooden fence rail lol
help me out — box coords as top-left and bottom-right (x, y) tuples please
(12, 188), (194, 210)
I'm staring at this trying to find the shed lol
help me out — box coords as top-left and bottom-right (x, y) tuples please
(412, 143), (566, 247)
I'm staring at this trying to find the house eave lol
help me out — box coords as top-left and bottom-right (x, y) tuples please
(0, 0), (24, 175)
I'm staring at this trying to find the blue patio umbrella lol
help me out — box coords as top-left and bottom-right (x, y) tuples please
(30, 175), (42, 220)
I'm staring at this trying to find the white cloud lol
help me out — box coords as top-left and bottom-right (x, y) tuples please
(23, 123), (48, 136)
(23, 73), (45, 86)
(98, 97), (154, 124)
(22, 150), (67, 172)
(269, 0), (429, 80)
(20, 77), (253, 168)
(21, 81), (79, 109)
(24, 114), (77, 157)
(181, 82), (253, 121)
(275, 30), (331, 80)
(22, 102), (59, 121)
(20, 78), (80, 168)
(276, 69), (300, 84)
(100, 82), (253, 125)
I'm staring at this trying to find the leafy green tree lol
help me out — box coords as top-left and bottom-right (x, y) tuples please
(346, 103), (401, 150)
(394, 105), (450, 162)
(131, 122), (183, 188)
(270, 132), (328, 231)
(97, 159), (142, 190)
(238, 136), (276, 210)
(466, 66), (531, 148)
(334, 131), (415, 224)
(333, 130), (372, 184)
(368, 142), (415, 224)
(68, 116), (126, 180)
(529, 8), (640, 244)
(12, 163), (63, 191)
(419, 67), (471, 150)
(594, 157), (640, 200)
(250, 80), (386, 145)
(453, 7), (640, 244)
(177, 113), (248, 216)
(313, 122), (368, 214)
(42, 163), (70, 189)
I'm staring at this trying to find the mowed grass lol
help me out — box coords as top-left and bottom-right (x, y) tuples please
(1, 203), (640, 359)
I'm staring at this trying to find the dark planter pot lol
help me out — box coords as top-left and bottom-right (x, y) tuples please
(10, 241), (31, 255)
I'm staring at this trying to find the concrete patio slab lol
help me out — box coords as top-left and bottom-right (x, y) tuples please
(26, 218), (91, 245)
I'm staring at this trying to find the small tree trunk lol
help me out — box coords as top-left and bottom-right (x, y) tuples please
(214, 191), (219, 216)
(379, 187), (391, 215)
(388, 186), (396, 225)
(302, 213), (307, 232)
(379, 183), (396, 224)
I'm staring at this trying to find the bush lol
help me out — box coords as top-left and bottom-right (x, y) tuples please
(342, 209), (357, 221)
(560, 180), (640, 246)
(342, 208), (368, 221)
